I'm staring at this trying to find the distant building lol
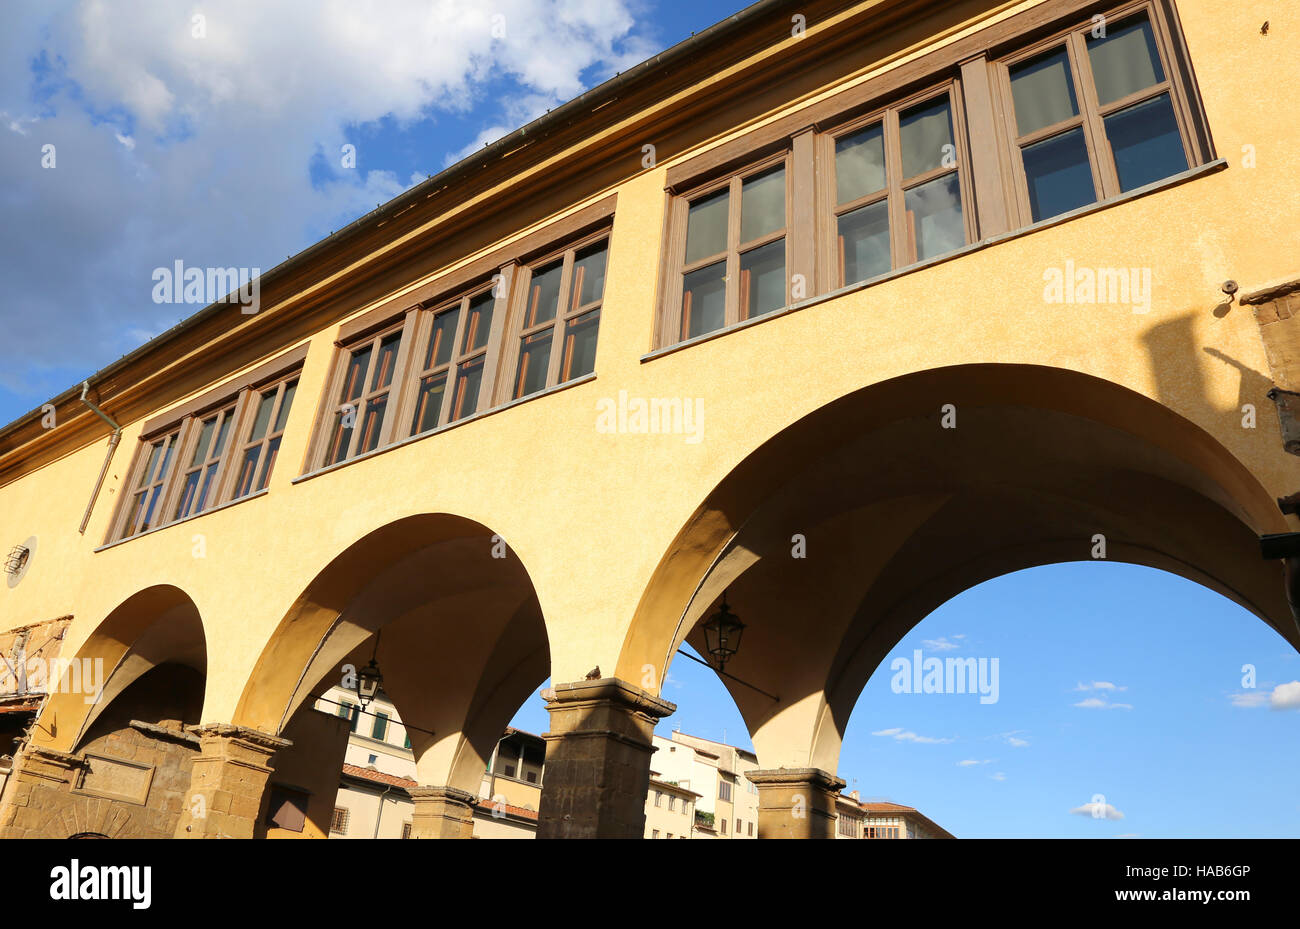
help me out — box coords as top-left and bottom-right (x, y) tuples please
(859, 801), (955, 839)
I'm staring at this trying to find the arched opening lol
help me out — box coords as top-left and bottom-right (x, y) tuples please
(0, 585), (207, 838)
(233, 513), (551, 838)
(842, 561), (1300, 837)
(619, 364), (1298, 835)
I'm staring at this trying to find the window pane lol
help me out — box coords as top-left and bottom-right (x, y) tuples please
(138, 443), (161, 488)
(838, 199), (891, 285)
(463, 291), (494, 352)
(904, 173), (965, 262)
(1021, 127), (1096, 221)
(126, 491), (148, 533)
(835, 124), (886, 204)
(899, 96), (954, 178)
(1087, 15), (1164, 106)
(571, 240), (608, 308)
(740, 165), (785, 243)
(196, 461), (220, 510)
(235, 446), (260, 496)
(1010, 48), (1079, 136)
(739, 239), (785, 318)
(682, 261), (727, 339)
(372, 713), (389, 741)
(156, 441), (175, 483)
(139, 484), (165, 532)
(212, 410), (233, 456)
(174, 471), (200, 520)
(341, 345), (371, 402)
(412, 373), (447, 434)
(562, 310), (599, 381)
(273, 382), (296, 433)
(191, 417), (216, 467)
(515, 330), (553, 398)
(255, 436), (281, 490)
(1104, 93), (1188, 192)
(358, 396), (387, 454)
(370, 333), (402, 391)
(425, 309), (460, 369)
(525, 260), (563, 326)
(684, 187), (729, 264)
(451, 359), (483, 421)
(249, 390), (275, 442)
(326, 412), (352, 466)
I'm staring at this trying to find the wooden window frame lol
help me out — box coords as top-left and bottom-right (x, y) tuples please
(170, 402), (239, 523)
(499, 228), (612, 402)
(229, 375), (300, 501)
(113, 429), (182, 541)
(663, 148), (794, 345)
(107, 352), (306, 544)
(991, 0), (1207, 228)
(816, 78), (977, 289)
(315, 315), (418, 468)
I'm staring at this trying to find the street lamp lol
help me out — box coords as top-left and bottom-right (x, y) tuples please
(355, 632), (383, 711)
(701, 591), (745, 672)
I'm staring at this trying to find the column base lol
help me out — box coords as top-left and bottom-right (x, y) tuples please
(746, 767), (846, 839)
(537, 677), (675, 839)
(410, 785), (478, 838)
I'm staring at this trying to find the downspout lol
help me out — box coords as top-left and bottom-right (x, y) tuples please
(372, 784), (396, 839)
(78, 381), (122, 535)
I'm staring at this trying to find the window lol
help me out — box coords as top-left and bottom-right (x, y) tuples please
(675, 156), (789, 341)
(508, 235), (608, 399)
(372, 712), (389, 741)
(409, 287), (497, 432)
(654, 791), (663, 807)
(403, 734), (411, 750)
(652, 829), (660, 839)
(999, 5), (1195, 223)
(748, 821), (754, 836)
(172, 406), (235, 521)
(324, 327), (405, 464)
(838, 815), (857, 837)
(231, 378), (297, 499)
(109, 350), (305, 544)
(119, 431), (180, 538)
(339, 702), (358, 733)
(720, 818), (727, 835)
(828, 87), (972, 286)
(331, 807), (350, 835)
(401, 821), (413, 839)
(719, 780), (732, 802)
(668, 796), (676, 812)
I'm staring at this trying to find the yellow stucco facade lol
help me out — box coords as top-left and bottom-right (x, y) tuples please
(1, 0), (1298, 838)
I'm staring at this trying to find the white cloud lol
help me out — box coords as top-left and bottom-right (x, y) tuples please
(995, 730), (1029, 747)
(872, 727), (955, 745)
(922, 636), (962, 651)
(990, 772), (1006, 782)
(957, 759), (990, 767)
(1073, 696), (1133, 710)
(1270, 681), (1300, 709)
(1073, 681), (1127, 692)
(0, 0), (655, 404)
(1070, 801), (1124, 821)
(1229, 691), (1269, 708)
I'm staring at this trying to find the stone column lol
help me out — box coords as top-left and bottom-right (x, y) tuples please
(174, 723), (289, 839)
(746, 767), (846, 839)
(536, 677), (675, 839)
(410, 786), (478, 838)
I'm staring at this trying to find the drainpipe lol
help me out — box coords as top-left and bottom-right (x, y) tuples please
(77, 381), (122, 535)
(372, 784), (396, 839)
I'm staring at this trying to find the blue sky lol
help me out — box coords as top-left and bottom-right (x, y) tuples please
(5, 3), (1298, 838)
(512, 561), (1299, 839)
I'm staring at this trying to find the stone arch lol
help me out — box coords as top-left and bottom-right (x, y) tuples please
(233, 513), (551, 802)
(618, 363), (1297, 774)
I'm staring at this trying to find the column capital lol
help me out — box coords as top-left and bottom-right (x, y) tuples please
(541, 677), (676, 719)
(746, 766), (846, 839)
(185, 723), (292, 753)
(410, 784), (478, 838)
(745, 767), (846, 792)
